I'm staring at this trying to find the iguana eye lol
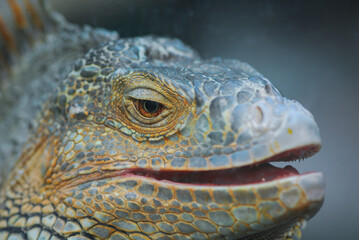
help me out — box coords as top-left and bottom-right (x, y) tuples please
(135, 100), (163, 118)
(109, 70), (193, 140)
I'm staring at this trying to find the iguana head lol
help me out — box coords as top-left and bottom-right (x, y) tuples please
(10, 37), (324, 239)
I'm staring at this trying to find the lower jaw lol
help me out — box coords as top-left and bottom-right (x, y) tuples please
(132, 163), (324, 208)
(120, 165), (324, 202)
(121, 168), (325, 221)
(58, 161), (324, 237)
(104, 168), (325, 226)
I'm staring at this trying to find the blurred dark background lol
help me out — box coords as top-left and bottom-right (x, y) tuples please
(52, 0), (359, 239)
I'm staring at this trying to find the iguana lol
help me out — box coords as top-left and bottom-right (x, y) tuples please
(0, 1), (324, 239)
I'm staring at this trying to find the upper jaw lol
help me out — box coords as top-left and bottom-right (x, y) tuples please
(162, 96), (322, 172)
(239, 97), (322, 167)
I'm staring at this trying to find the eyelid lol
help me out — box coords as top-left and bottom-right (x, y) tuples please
(125, 88), (170, 107)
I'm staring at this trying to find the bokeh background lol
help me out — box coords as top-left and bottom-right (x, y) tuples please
(52, 0), (359, 239)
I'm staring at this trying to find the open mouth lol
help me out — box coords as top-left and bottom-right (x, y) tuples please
(62, 143), (321, 189)
(122, 144), (321, 186)
(124, 163), (299, 186)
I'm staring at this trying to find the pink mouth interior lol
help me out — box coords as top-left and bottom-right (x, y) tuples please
(121, 145), (320, 186)
(67, 145), (320, 188)
(125, 163), (299, 186)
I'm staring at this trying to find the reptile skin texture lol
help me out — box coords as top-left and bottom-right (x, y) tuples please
(0, 1), (324, 239)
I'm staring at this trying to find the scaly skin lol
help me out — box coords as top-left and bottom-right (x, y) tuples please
(0, 36), (324, 239)
(0, 3), (324, 240)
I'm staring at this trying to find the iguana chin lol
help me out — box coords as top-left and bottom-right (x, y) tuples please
(0, 1), (324, 239)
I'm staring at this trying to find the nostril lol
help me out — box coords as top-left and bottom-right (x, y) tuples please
(265, 83), (273, 94)
(251, 102), (270, 132)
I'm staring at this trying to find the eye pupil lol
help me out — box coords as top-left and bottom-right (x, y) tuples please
(143, 100), (159, 113)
